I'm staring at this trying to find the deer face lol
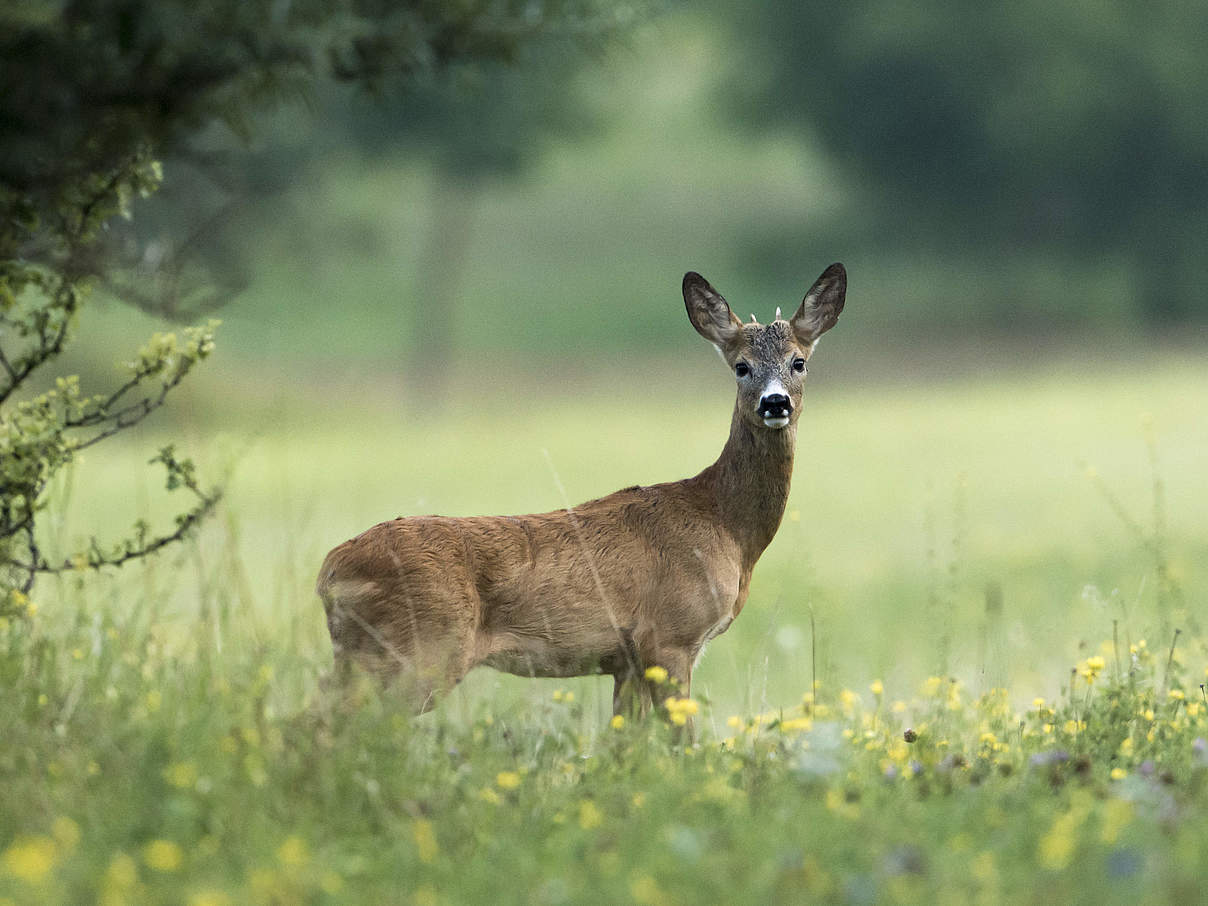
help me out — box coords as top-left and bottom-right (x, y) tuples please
(684, 264), (846, 431)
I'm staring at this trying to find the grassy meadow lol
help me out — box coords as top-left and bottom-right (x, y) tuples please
(8, 6), (1208, 903)
(5, 21), (1208, 899)
(3, 339), (1207, 903)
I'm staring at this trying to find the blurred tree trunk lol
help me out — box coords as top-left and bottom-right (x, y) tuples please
(408, 171), (479, 407)
(1135, 236), (1200, 327)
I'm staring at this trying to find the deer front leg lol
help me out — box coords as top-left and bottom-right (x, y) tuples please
(612, 670), (653, 720)
(610, 646), (693, 726)
(644, 647), (697, 744)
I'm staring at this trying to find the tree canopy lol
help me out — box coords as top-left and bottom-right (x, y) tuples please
(0, 0), (636, 602)
(726, 0), (1208, 322)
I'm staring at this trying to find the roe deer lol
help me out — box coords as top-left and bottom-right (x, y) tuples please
(317, 263), (846, 720)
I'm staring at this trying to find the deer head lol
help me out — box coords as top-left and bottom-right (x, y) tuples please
(683, 263), (846, 430)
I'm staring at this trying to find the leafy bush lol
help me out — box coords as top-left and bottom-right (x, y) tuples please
(0, 147), (221, 602)
(1, 0), (636, 607)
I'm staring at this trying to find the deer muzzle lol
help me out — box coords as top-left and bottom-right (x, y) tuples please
(757, 392), (792, 428)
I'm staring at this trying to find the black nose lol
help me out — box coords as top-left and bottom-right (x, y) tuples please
(758, 393), (792, 418)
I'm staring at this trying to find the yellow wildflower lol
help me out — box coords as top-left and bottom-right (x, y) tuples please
(105, 852), (137, 889)
(824, 789), (859, 819)
(664, 696), (699, 726)
(2, 835), (58, 884)
(946, 685), (964, 711)
(610, 714), (625, 730)
(143, 839), (183, 872)
(1100, 798), (1133, 844)
(276, 836), (308, 867)
(496, 771), (522, 790)
(578, 800), (603, 830)
(970, 850), (997, 885)
(869, 679), (884, 696)
(164, 761), (198, 789)
(9, 589), (37, 617)
(644, 666), (668, 684)
(1039, 794), (1093, 871)
(780, 716), (813, 733)
(1079, 656), (1106, 682)
(1038, 821), (1076, 871)
(630, 874), (670, 906)
(1110, 767), (1127, 781)
(412, 819), (438, 863)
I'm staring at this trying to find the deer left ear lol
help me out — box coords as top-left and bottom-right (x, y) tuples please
(791, 263), (846, 346)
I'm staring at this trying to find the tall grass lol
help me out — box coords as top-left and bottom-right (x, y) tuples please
(2, 353), (1206, 902)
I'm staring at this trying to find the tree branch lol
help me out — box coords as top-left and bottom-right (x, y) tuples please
(6, 477), (221, 577)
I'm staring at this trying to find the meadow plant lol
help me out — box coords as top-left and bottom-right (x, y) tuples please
(0, 130), (220, 604)
(2, 593), (1206, 903)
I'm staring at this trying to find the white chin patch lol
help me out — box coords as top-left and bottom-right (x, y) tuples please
(762, 416), (790, 429)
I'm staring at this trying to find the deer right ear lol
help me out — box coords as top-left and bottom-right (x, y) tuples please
(684, 272), (743, 350)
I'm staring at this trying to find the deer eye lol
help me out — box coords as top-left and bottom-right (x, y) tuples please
(792, 358), (806, 374)
(734, 362), (751, 378)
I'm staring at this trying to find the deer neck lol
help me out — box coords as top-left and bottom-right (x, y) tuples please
(702, 407), (797, 569)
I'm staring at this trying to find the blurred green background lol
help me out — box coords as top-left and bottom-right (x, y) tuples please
(27, 2), (1208, 716)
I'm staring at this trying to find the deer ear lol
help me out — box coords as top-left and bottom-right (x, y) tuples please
(791, 263), (846, 346)
(684, 272), (743, 350)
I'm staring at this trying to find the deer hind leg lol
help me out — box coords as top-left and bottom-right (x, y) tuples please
(320, 582), (475, 715)
(327, 616), (473, 715)
(610, 627), (653, 719)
